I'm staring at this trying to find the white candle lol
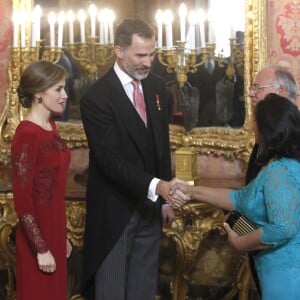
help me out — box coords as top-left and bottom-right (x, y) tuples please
(67, 10), (75, 44)
(178, 3), (187, 42)
(155, 10), (163, 48)
(163, 10), (173, 49)
(88, 4), (97, 38)
(188, 11), (196, 50)
(208, 23), (215, 44)
(20, 11), (27, 48)
(33, 5), (42, 42)
(77, 9), (86, 43)
(198, 9), (206, 48)
(57, 11), (65, 48)
(108, 10), (115, 44)
(104, 20), (109, 45)
(230, 23), (235, 39)
(102, 9), (109, 44)
(31, 20), (36, 47)
(48, 11), (56, 47)
(12, 11), (19, 47)
(207, 9), (215, 44)
(98, 10), (104, 44)
(99, 23), (104, 44)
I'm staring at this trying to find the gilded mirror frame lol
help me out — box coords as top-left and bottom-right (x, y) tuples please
(0, 0), (267, 165)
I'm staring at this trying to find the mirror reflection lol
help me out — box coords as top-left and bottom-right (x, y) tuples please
(30, 0), (245, 129)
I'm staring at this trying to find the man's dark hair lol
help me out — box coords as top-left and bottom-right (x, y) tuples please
(255, 93), (300, 165)
(114, 19), (155, 48)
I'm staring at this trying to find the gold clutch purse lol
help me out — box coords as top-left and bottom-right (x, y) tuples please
(226, 211), (257, 236)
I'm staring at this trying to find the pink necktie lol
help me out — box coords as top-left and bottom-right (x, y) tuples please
(132, 80), (147, 125)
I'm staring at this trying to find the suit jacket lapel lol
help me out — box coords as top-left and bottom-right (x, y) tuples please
(107, 70), (148, 154)
(107, 69), (166, 164)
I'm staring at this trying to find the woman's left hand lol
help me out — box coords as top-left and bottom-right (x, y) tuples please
(66, 239), (72, 258)
(223, 223), (243, 251)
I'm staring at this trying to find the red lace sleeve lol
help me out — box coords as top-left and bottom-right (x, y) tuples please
(11, 124), (49, 254)
(19, 214), (48, 253)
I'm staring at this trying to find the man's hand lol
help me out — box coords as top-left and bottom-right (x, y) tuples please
(37, 250), (56, 273)
(156, 178), (190, 207)
(161, 204), (176, 227)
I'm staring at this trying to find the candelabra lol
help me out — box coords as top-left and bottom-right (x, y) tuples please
(163, 39), (244, 182)
(66, 38), (114, 82)
(157, 42), (216, 87)
(11, 3), (116, 81)
(157, 40), (244, 88)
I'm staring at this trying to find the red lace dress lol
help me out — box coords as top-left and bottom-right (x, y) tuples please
(11, 120), (70, 300)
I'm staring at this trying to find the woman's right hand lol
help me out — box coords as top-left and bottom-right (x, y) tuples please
(170, 181), (191, 198)
(37, 250), (56, 273)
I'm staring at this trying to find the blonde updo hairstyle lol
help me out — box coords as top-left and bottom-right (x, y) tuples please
(17, 60), (67, 108)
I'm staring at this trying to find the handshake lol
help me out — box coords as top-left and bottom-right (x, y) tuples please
(156, 178), (192, 208)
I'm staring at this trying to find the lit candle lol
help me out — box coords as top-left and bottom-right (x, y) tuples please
(48, 11), (57, 48)
(230, 23), (235, 39)
(98, 10), (105, 44)
(178, 3), (187, 42)
(102, 9), (109, 44)
(88, 4), (97, 38)
(20, 11), (27, 48)
(198, 9), (206, 48)
(108, 10), (115, 44)
(207, 9), (215, 44)
(12, 11), (20, 48)
(155, 10), (163, 48)
(33, 5), (42, 42)
(188, 11), (196, 50)
(66, 10), (75, 44)
(163, 10), (173, 49)
(77, 9), (87, 43)
(57, 11), (65, 48)
(31, 19), (36, 47)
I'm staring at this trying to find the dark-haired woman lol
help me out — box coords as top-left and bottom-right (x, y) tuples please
(11, 60), (72, 300)
(171, 93), (300, 299)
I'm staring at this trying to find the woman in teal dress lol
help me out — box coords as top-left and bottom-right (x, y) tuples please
(171, 93), (300, 299)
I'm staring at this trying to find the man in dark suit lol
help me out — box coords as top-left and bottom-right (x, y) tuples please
(246, 65), (298, 296)
(188, 56), (226, 126)
(80, 19), (183, 300)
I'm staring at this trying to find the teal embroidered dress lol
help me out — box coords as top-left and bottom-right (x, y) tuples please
(230, 158), (300, 300)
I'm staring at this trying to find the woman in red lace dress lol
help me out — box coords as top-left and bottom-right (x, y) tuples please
(11, 60), (72, 300)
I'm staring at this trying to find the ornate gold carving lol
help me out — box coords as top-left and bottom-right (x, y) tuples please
(163, 202), (227, 299)
(175, 146), (199, 182)
(0, 194), (87, 299)
(66, 201), (86, 248)
(224, 254), (255, 300)
(0, 193), (18, 300)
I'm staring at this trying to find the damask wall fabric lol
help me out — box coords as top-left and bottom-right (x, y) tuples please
(0, 1), (11, 112)
(267, 1), (300, 103)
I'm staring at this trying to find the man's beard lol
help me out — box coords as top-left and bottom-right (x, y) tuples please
(123, 57), (149, 81)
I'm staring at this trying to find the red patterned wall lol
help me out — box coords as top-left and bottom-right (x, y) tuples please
(0, 1), (12, 112)
(267, 1), (300, 102)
